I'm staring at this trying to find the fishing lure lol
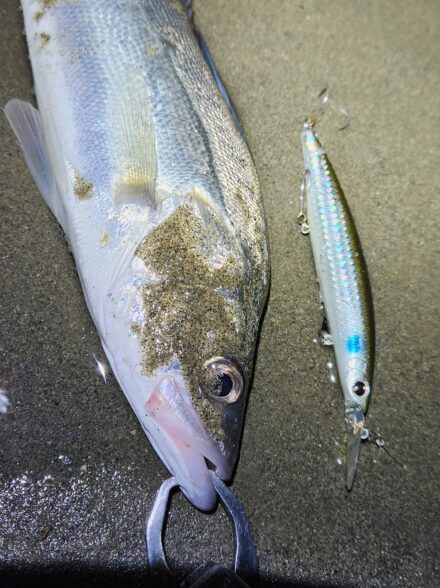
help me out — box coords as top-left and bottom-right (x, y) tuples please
(298, 100), (375, 489)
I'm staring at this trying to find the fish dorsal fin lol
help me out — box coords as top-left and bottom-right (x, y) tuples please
(110, 74), (159, 208)
(5, 99), (67, 230)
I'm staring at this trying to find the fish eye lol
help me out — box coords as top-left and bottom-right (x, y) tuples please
(204, 357), (244, 404)
(352, 380), (370, 397)
(217, 373), (233, 397)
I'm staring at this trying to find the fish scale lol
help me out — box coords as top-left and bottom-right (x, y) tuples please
(6, 0), (269, 511)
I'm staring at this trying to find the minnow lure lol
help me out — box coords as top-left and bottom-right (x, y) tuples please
(298, 110), (375, 489)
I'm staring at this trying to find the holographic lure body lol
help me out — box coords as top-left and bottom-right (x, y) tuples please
(299, 119), (375, 488)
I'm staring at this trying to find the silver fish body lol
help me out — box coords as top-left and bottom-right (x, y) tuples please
(7, 0), (269, 510)
(300, 120), (374, 488)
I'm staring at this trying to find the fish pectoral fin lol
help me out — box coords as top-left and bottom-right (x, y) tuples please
(112, 169), (157, 208)
(5, 99), (67, 231)
(109, 72), (161, 208)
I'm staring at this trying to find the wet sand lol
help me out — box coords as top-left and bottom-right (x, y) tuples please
(1, 1), (439, 586)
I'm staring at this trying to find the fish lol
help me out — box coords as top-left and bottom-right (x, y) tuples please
(299, 115), (375, 489)
(6, 0), (269, 511)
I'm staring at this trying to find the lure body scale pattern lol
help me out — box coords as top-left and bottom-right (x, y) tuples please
(300, 121), (375, 488)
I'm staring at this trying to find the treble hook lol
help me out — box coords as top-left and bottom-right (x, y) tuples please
(361, 428), (406, 469)
(297, 170), (310, 235)
(146, 472), (259, 586)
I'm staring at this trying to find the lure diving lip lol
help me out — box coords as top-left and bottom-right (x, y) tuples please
(298, 108), (375, 489)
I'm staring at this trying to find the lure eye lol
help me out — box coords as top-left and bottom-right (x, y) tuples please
(352, 381), (369, 397)
(204, 357), (244, 404)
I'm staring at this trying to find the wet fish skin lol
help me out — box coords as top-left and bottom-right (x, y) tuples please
(6, 0), (269, 510)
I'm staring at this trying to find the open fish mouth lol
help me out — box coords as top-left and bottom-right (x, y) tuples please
(143, 372), (231, 511)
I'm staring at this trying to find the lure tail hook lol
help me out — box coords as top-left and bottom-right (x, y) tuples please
(362, 429), (406, 469)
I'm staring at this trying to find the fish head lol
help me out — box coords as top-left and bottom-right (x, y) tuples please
(143, 355), (249, 511)
(133, 199), (267, 510)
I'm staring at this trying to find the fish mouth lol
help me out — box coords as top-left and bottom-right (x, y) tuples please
(144, 373), (231, 511)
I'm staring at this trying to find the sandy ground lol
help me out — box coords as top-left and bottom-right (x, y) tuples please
(1, 0), (439, 586)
